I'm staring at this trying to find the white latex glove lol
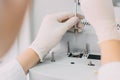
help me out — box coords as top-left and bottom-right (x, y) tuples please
(30, 12), (82, 62)
(80, 0), (120, 43)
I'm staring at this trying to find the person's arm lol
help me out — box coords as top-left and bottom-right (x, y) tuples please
(80, 0), (120, 80)
(100, 40), (120, 64)
(0, 12), (83, 79)
(0, 0), (30, 57)
(81, 0), (120, 65)
(17, 12), (83, 73)
(17, 48), (39, 73)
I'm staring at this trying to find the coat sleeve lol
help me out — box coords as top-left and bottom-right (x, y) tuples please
(98, 62), (120, 80)
(0, 59), (26, 80)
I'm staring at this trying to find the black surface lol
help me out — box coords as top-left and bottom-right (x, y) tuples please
(87, 54), (101, 60)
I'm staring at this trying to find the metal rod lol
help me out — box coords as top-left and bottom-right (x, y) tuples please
(86, 43), (90, 55)
(51, 52), (55, 62)
(74, 0), (79, 33)
(67, 41), (71, 55)
(74, 0), (78, 17)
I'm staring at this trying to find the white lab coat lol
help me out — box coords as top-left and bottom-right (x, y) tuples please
(0, 59), (26, 80)
(98, 62), (120, 80)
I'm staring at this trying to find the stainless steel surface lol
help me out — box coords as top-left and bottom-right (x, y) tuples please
(113, 0), (120, 7)
(30, 52), (100, 80)
(51, 52), (55, 62)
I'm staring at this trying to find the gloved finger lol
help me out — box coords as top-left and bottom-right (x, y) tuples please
(78, 22), (84, 32)
(78, 21), (84, 29)
(68, 27), (83, 32)
(54, 12), (84, 22)
(68, 22), (84, 33)
(63, 16), (79, 30)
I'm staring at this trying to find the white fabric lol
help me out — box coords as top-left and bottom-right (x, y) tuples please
(80, 0), (120, 43)
(98, 62), (120, 80)
(0, 59), (26, 80)
(30, 12), (79, 62)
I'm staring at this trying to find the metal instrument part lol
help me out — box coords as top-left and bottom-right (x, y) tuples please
(51, 52), (55, 62)
(74, 0), (80, 33)
(113, 0), (120, 7)
(83, 43), (90, 57)
(88, 61), (95, 66)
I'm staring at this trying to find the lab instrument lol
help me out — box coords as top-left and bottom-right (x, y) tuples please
(29, 0), (120, 80)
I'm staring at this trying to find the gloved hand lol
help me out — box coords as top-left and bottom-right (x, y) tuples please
(80, 0), (120, 43)
(30, 12), (83, 62)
